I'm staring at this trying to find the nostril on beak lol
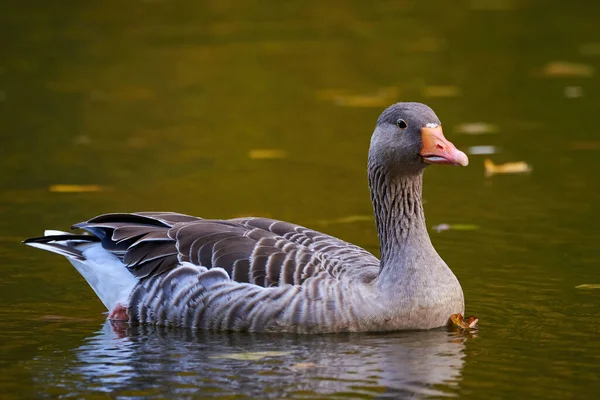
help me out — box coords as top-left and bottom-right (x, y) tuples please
(436, 143), (445, 150)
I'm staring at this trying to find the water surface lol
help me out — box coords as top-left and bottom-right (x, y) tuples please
(1, 0), (599, 398)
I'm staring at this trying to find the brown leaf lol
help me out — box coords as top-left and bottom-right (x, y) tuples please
(484, 158), (532, 177)
(450, 313), (479, 330)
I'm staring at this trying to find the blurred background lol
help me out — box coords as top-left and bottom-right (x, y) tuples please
(1, 0), (599, 398)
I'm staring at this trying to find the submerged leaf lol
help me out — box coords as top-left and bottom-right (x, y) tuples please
(248, 149), (287, 160)
(484, 158), (532, 177)
(209, 351), (290, 361)
(575, 284), (600, 289)
(49, 184), (108, 193)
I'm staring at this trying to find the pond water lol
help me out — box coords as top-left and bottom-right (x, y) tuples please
(1, 0), (599, 398)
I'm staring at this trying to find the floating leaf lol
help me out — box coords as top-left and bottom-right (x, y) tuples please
(575, 284), (600, 289)
(450, 313), (479, 330)
(248, 149), (287, 160)
(49, 184), (108, 193)
(484, 158), (532, 177)
(454, 122), (499, 135)
(540, 61), (594, 78)
(468, 145), (499, 155)
(432, 223), (480, 233)
(422, 85), (461, 98)
(209, 351), (290, 361)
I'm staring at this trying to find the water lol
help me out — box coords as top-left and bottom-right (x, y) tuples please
(1, 0), (599, 398)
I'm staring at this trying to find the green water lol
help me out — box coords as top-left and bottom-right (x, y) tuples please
(1, 0), (599, 398)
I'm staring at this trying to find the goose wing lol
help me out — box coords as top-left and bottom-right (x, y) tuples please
(74, 212), (380, 287)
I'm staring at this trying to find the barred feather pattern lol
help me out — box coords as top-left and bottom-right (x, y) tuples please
(74, 212), (385, 333)
(128, 263), (383, 333)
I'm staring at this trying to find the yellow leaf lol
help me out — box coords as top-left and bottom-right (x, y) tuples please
(575, 284), (600, 289)
(484, 159), (532, 177)
(49, 184), (108, 193)
(248, 149), (287, 160)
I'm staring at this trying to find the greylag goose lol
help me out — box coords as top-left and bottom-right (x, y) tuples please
(24, 102), (470, 333)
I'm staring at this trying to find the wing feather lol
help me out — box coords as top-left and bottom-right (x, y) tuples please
(73, 213), (379, 288)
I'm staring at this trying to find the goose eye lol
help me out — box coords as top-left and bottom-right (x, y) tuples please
(396, 119), (407, 129)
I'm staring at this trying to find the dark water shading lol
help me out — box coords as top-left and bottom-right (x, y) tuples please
(1, 0), (600, 398)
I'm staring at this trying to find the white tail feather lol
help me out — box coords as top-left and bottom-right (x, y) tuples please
(26, 234), (138, 312)
(44, 229), (71, 236)
(68, 243), (138, 311)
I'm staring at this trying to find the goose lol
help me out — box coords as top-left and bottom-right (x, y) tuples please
(24, 102), (470, 333)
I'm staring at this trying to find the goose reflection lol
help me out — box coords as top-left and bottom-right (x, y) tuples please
(69, 322), (471, 398)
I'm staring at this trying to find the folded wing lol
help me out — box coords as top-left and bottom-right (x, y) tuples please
(74, 212), (379, 288)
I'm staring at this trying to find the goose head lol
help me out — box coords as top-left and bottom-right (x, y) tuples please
(369, 102), (469, 175)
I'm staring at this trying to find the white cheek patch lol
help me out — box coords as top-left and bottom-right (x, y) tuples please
(425, 123), (439, 128)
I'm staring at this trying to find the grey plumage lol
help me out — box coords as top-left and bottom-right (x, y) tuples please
(24, 102), (469, 333)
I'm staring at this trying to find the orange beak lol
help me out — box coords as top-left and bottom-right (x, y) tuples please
(420, 126), (469, 167)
